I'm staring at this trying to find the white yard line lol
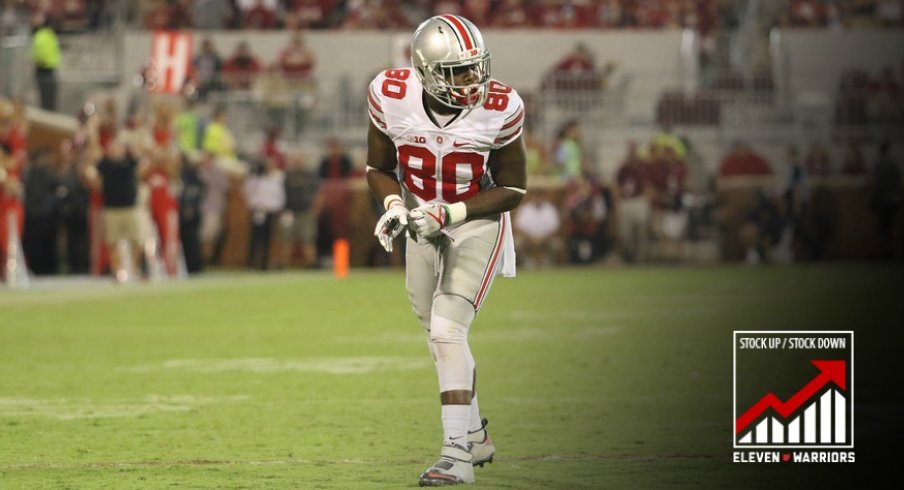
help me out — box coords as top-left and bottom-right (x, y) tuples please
(0, 395), (249, 420)
(120, 357), (431, 375)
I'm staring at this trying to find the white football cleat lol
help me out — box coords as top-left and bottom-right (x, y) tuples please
(418, 442), (475, 486)
(468, 418), (495, 468)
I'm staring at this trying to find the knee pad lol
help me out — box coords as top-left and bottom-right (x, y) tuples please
(432, 294), (476, 332)
(429, 295), (476, 392)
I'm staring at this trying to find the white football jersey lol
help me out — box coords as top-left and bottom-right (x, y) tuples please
(367, 67), (525, 207)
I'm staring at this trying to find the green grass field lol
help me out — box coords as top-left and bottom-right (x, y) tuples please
(1, 264), (899, 489)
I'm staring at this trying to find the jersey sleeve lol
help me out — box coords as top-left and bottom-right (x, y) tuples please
(492, 89), (525, 150)
(366, 75), (388, 133)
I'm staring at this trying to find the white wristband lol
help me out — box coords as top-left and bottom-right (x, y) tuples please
(383, 194), (404, 210)
(446, 201), (468, 225)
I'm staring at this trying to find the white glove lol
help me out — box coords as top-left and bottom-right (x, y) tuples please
(408, 202), (467, 239)
(373, 194), (408, 252)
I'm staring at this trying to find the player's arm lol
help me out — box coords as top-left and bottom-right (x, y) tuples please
(366, 120), (408, 252)
(365, 120), (401, 204)
(409, 136), (526, 239)
(461, 135), (527, 219)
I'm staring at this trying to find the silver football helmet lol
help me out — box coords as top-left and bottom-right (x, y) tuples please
(411, 15), (491, 110)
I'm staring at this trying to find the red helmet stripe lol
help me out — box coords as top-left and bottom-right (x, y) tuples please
(443, 15), (473, 51)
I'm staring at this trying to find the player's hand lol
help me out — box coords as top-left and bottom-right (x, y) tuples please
(373, 195), (408, 253)
(408, 203), (452, 239)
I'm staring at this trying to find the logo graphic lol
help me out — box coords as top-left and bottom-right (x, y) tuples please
(452, 141), (468, 148)
(733, 331), (854, 462)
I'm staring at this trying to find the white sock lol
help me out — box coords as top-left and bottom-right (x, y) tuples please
(441, 404), (471, 445)
(468, 394), (482, 433)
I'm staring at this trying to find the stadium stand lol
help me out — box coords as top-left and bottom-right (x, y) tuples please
(1, 1), (903, 284)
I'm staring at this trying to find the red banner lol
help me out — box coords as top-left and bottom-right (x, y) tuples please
(150, 31), (193, 94)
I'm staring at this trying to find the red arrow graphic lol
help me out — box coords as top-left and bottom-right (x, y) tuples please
(736, 360), (846, 435)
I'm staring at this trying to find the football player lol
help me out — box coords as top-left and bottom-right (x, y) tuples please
(365, 14), (526, 486)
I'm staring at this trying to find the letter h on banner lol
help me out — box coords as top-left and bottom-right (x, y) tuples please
(151, 32), (193, 94)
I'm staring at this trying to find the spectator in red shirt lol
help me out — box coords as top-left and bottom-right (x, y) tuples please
(279, 30), (316, 88)
(616, 141), (652, 262)
(431, 0), (463, 16)
(318, 138), (351, 180)
(168, 0), (194, 29)
(631, 0), (671, 28)
(461, 0), (492, 27)
(222, 41), (261, 90)
(543, 42), (604, 92)
(241, 0), (279, 29)
(143, 0), (172, 30)
(719, 141), (773, 177)
(490, 0), (531, 28)
(530, 0), (572, 28)
(317, 138), (352, 252)
(789, 0), (826, 27)
(617, 141), (649, 200)
(649, 145), (688, 208)
(649, 144), (690, 261)
(284, 0), (336, 29)
(342, 0), (408, 29)
(591, 0), (627, 28)
(54, 0), (88, 33)
(261, 126), (286, 171)
(555, 42), (595, 73)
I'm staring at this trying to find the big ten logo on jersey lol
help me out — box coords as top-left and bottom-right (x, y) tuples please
(408, 135), (427, 144)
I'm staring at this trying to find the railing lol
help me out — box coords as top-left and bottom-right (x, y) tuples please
(0, 35), (31, 99)
(1, 31), (122, 114)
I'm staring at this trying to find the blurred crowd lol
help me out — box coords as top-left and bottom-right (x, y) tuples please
(835, 65), (904, 127)
(0, 0), (113, 35)
(718, 138), (901, 264)
(0, 94), (360, 282)
(1, 0), (899, 37)
(511, 117), (902, 269)
(779, 0), (904, 29)
(2, 0), (903, 281)
(513, 121), (694, 267)
(3, 92), (902, 283)
(168, 31), (315, 102)
(136, 0), (731, 32)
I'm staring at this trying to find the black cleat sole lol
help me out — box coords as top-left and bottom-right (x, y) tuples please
(473, 456), (493, 468)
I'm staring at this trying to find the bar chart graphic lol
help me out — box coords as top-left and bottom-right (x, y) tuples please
(735, 358), (852, 448)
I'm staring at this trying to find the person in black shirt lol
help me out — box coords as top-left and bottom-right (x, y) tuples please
(280, 155), (321, 268)
(53, 139), (90, 274)
(85, 131), (148, 282)
(22, 150), (58, 274)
